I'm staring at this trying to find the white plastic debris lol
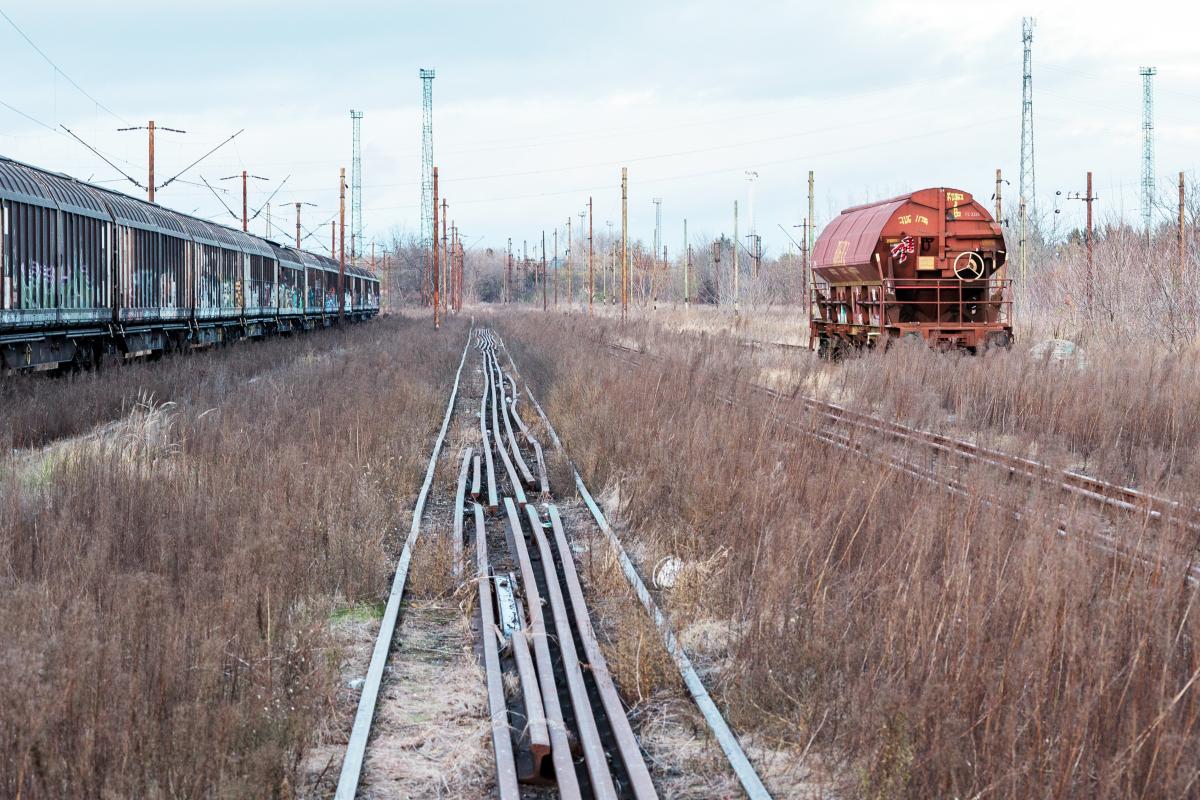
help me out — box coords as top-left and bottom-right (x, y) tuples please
(653, 556), (684, 589)
(1030, 338), (1087, 368)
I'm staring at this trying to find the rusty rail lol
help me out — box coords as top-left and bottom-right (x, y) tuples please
(503, 497), (580, 797)
(334, 326), (474, 800)
(607, 339), (1200, 581)
(452, 447), (473, 578)
(474, 502), (521, 798)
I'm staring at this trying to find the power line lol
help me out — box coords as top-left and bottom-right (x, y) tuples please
(0, 97), (56, 132)
(199, 175), (239, 221)
(0, 8), (127, 123)
(158, 129), (244, 191)
(60, 124), (145, 189)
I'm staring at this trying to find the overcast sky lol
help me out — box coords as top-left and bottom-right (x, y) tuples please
(1, 0), (1197, 258)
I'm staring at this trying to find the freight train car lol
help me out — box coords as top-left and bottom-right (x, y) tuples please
(810, 187), (1012, 356)
(0, 155), (379, 371)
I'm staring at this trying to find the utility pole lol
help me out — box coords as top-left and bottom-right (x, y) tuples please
(995, 168), (1003, 221)
(1068, 172), (1096, 313)
(1141, 66), (1158, 241)
(588, 198), (594, 316)
(507, 238), (513, 303)
(553, 226), (559, 307)
(683, 218), (690, 306)
(733, 200), (740, 313)
(221, 171), (269, 232)
(148, 120), (155, 202)
(621, 167), (628, 322)
(432, 166), (440, 330)
(566, 217), (572, 307)
(541, 231), (548, 311)
(807, 170), (815, 256)
(338, 167), (346, 323)
(295, 203), (303, 248)
(117, 120), (185, 202)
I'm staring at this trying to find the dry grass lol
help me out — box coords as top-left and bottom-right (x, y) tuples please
(0, 316), (469, 799)
(496, 309), (1200, 799)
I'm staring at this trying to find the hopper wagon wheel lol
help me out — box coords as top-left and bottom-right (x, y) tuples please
(953, 251), (986, 282)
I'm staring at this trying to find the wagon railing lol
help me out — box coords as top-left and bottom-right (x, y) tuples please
(811, 277), (1013, 327)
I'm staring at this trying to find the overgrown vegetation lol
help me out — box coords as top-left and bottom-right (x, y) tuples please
(500, 310), (1200, 799)
(0, 316), (467, 799)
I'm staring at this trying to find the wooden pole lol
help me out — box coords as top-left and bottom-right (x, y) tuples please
(148, 120), (155, 203)
(995, 168), (1003, 221)
(1085, 171), (1093, 313)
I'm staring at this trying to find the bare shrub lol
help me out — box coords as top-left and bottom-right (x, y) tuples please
(0, 316), (469, 799)
(496, 310), (1200, 799)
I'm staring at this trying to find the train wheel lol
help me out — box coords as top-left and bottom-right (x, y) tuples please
(817, 335), (832, 360)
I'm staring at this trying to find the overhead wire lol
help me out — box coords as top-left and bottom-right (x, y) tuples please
(0, 7), (128, 123)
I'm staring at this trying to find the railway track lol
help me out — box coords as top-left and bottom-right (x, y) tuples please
(604, 339), (1200, 583)
(341, 327), (774, 799)
(470, 329), (658, 799)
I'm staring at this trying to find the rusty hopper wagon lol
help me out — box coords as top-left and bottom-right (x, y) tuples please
(810, 187), (1012, 356)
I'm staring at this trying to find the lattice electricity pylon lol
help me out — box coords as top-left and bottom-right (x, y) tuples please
(1140, 66), (1157, 233)
(1019, 18), (1036, 218)
(419, 68), (436, 295)
(350, 109), (363, 260)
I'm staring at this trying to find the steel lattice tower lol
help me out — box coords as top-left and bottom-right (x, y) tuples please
(419, 69), (436, 280)
(1140, 67), (1157, 234)
(1019, 18), (1036, 217)
(350, 110), (363, 260)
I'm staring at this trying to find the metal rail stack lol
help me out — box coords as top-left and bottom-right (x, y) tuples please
(470, 329), (658, 799)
